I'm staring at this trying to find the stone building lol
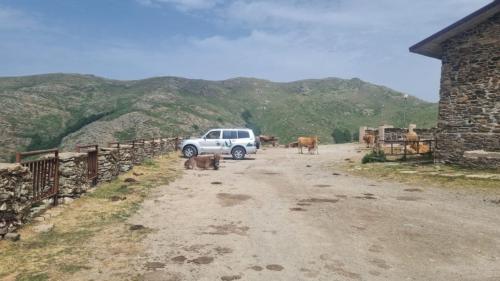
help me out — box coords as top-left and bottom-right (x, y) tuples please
(410, 1), (500, 169)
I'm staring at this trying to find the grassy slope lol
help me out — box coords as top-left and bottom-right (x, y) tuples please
(0, 74), (438, 161)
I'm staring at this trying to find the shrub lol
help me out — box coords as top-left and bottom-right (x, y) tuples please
(362, 151), (386, 164)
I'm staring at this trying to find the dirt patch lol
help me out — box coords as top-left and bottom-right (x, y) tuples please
(183, 244), (210, 252)
(313, 184), (332, 188)
(299, 198), (339, 204)
(324, 264), (361, 280)
(216, 193), (252, 207)
(404, 188), (423, 192)
(370, 258), (391, 270)
(214, 246), (233, 255)
(290, 207), (307, 211)
(124, 178), (138, 183)
(396, 196), (422, 201)
(486, 199), (500, 205)
(335, 195), (348, 198)
(145, 261), (166, 270)
(263, 172), (280, 175)
(211, 181), (223, 185)
(171, 255), (187, 263)
(368, 244), (383, 253)
(204, 223), (250, 236)
(188, 256), (214, 265)
(250, 266), (263, 271)
(354, 195), (376, 200)
(297, 202), (311, 206)
(221, 275), (241, 281)
(266, 264), (284, 271)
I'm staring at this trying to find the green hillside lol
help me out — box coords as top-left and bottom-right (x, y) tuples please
(0, 74), (438, 162)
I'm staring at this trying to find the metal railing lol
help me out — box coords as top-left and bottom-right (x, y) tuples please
(379, 139), (436, 160)
(76, 144), (99, 186)
(16, 149), (59, 205)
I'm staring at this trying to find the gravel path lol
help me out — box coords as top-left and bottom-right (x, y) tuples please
(129, 144), (500, 281)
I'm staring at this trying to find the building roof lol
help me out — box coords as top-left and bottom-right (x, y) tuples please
(410, 0), (500, 59)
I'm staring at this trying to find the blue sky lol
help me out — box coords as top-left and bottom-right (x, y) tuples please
(0, 0), (492, 102)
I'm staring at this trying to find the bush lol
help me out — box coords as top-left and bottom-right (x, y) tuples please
(362, 151), (386, 164)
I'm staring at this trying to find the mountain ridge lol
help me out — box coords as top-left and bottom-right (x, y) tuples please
(0, 73), (438, 162)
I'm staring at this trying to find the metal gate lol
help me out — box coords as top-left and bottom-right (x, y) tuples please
(16, 149), (59, 205)
(76, 145), (99, 185)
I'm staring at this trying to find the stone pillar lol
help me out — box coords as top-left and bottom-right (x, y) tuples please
(359, 126), (367, 143)
(98, 148), (120, 182)
(58, 152), (90, 198)
(0, 163), (32, 236)
(118, 145), (134, 172)
(132, 143), (145, 165)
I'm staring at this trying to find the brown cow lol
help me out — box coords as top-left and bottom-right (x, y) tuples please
(362, 133), (375, 148)
(184, 154), (221, 170)
(297, 136), (319, 154)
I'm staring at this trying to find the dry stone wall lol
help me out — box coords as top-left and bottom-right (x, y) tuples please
(0, 164), (32, 237)
(98, 148), (120, 182)
(437, 13), (500, 168)
(57, 152), (90, 198)
(0, 138), (178, 238)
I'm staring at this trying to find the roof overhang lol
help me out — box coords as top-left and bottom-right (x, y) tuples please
(410, 1), (500, 59)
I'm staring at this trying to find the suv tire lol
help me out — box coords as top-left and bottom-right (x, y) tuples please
(183, 145), (198, 158)
(232, 146), (246, 160)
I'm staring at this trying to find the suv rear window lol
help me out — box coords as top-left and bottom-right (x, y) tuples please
(238, 130), (250, 139)
(223, 130), (238, 139)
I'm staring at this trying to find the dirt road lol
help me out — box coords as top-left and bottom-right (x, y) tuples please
(128, 144), (499, 281)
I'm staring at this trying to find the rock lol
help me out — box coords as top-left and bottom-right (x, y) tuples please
(4, 232), (20, 241)
(130, 224), (145, 231)
(33, 223), (54, 233)
(110, 196), (127, 202)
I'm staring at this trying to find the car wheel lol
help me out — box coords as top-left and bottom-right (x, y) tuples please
(183, 145), (198, 158)
(232, 147), (246, 160)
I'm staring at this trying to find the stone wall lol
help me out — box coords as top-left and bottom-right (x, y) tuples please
(132, 143), (145, 165)
(58, 152), (90, 198)
(98, 148), (120, 182)
(0, 138), (178, 237)
(437, 13), (499, 168)
(118, 145), (134, 172)
(0, 164), (32, 237)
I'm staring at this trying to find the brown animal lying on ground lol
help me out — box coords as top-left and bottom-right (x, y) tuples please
(297, 136), (319, 154)
(184, 154), (221, 170)
(259, 135), (279, 147)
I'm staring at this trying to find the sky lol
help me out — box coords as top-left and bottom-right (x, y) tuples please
(0, 0), (493, 102)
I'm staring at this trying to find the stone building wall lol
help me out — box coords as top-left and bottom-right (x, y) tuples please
(98, 148), (120, 182)
(437, 13), (500, 168)
(0, 163), (32, 237)
(58, 152), (90, 198)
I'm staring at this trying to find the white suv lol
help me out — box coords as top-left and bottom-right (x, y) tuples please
(180, 128), (257, 160)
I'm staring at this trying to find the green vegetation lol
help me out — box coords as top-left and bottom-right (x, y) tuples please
(0, 74), (438, 161)
(362, 151), (387, 164)
(332, 128), (353, 143)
